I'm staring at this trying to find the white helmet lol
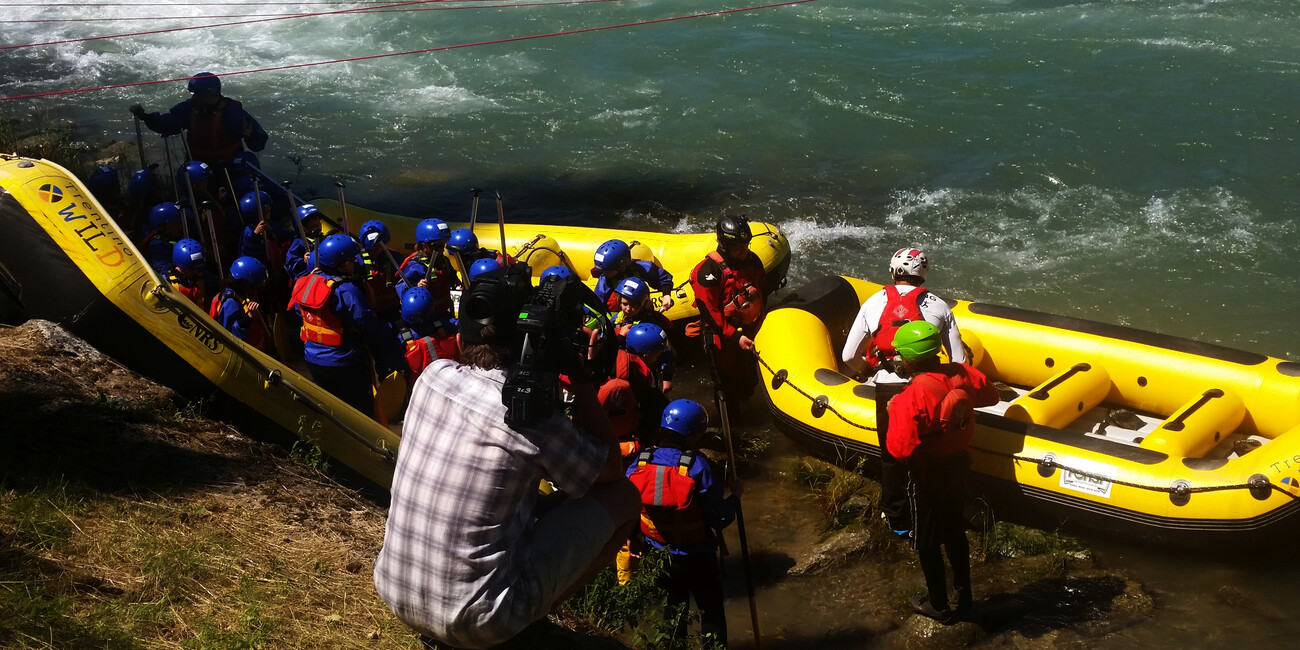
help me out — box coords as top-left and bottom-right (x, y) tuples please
(889, 247), (928, 282)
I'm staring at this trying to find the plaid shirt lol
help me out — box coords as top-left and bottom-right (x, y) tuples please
(374, 358), (606, 648)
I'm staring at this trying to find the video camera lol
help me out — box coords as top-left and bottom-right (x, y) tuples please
(501, 270), (615, 428)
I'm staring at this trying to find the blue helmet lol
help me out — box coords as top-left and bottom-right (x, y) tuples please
(416, 218), (450, 245)
(360, 220), (390, 249)
(447, 228), (478, 253)
(316, 233), (359, 269)
(468, 258), (502, 282)
(172, 238), (205, 270)
(400, 287), (434, 323)
(149, 202), (183, 230)
(593, 239), (631, 275)
(128, 169), (154, 202)
(87, 165), (118, 199)
(540, 265), (572, 283)
(231, 151), (260, 172)
(187, 71), (220, 94)
(625, 322), (669, 355)
(297, 203), (324, 224)
(661, 399), (707, 438)
(230, 256), (268, 286)
(614, 276), (650, 305)
(177, 160), (211, 185)
(239, 191), (271, 222)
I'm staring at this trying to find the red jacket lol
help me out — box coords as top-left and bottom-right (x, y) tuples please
(689, 249), (765, 345)
(886, 363), (999, 463)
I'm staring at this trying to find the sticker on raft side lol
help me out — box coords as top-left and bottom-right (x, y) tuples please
(1059, 457), (1116, 499)
(177, 312), (225, 354)
(47, 182), (134, 268)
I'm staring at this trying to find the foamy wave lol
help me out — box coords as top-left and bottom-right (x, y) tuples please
(1132, 37), (1235, 54)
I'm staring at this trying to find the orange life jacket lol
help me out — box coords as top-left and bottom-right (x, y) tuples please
(188, 100), (244, 165)
(288, 273), (345, 346)
(627, 449), (708, 546)
(865, 285), (929, 369)
(706, 251), (764, 327)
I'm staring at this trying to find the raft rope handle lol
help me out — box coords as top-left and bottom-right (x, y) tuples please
(0, 0), (821, 102)
(753, 351), (1298, 501)
(151, 284), (397, 463)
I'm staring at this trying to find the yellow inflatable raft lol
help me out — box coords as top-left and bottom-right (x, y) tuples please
(756, 276), (1300, 544)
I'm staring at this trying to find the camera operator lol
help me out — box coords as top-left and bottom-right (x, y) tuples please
(373, 270), (639, 649)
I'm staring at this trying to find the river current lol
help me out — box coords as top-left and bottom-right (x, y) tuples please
(4, 0), (1299, 646)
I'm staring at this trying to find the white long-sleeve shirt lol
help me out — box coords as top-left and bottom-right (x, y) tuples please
(840, 284), (967, 384)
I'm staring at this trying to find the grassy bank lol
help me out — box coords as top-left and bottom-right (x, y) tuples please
(0, 322), (421, 649)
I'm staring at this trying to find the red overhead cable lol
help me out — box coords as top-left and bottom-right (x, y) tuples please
(0, 0), (820, 102)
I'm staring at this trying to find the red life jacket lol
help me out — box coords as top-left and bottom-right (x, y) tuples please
(397, 325), (457, 377)
(166, 268), (207, 309)
(910, 372), (977, 456)
(706, 251), (764, 327)
(208, 289), (266, 351)
(627, 449), (708, 546)
(865, 285), (929, 368)
(288, 273), (345, 346)
(188, 100), (244, 165)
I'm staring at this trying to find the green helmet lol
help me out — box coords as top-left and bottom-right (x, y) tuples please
(892, 320), (942, 362)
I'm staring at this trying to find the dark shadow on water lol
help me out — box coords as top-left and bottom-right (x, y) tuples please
(968, 574), (1130, 638)
(741, 626), (880, 650)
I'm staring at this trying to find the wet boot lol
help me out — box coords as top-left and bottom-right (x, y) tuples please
(615, 539), (639, 586)
(953, 585), (973, 620)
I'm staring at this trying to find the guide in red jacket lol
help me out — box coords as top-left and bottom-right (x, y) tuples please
(885, 320), (999, 625)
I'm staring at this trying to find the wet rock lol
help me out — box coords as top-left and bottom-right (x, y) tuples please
(788, 525), (873, 576)
(1216, 584), (1284, 622)
(892, 615), (986, 648)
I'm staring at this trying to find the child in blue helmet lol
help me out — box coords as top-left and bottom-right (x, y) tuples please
(398, 218), (459, 316)
(626, 399), (739, 646)
(394, 286), (458, 382)
(140, 202), (185, 276)
(288, 233), (402, 420)
(624, 321), (677, 394)
(211, 256), (270, 352)
(166, 238), (217, 309)
(284, 203), (325, 281)
(592, 239), (674, 312)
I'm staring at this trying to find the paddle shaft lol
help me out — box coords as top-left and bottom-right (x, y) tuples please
(201, 201), (224, 276)
(495, 191), (508, 257)
(700, 323), (762, 649)
(133, 115), (147, 169)
(335, 181), (350, 236)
